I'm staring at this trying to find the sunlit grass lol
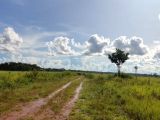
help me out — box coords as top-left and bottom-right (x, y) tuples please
(1, 71), (160, 120)
(69, 74), (160, 120)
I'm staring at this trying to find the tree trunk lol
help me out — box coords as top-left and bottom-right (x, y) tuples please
(117, 65), (121, 76)
(135, 69), (137, 79)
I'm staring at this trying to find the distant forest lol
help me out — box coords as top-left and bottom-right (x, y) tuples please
(0, 62), (65, 71)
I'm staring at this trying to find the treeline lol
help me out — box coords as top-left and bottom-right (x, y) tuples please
(0, 62), (66, 71)
(0, 62), (42, 71)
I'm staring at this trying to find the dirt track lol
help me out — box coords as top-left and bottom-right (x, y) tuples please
(32, 82), (83, 120)
(54, 82), (83, 120)
(0, 82), (72, 120)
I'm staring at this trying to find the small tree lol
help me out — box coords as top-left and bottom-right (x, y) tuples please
(108, 48), (129, 76)
(134, 66), (138, 79)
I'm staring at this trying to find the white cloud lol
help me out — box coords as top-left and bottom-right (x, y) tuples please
(153, 40), (160, 44)
(0, 27), (23, 53)
(46, 34), (111, 56)
(158, 14), (160, 21)
(113, 36), (129, 51)
(129, 36), (149, 55)
(84, 34), (110, 55)
(47, 35), (150, 56)
(154, 52), (160, 59)
(22, 30), (67, 49)
(46, 36), (76, 55)
(71, 39), (87, 49)
(153, 46), (160, 59)
(113, 36), (149, 55)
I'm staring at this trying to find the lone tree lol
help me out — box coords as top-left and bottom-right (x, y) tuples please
(108, 48), (129, 76)
(134, 66), (138, 79)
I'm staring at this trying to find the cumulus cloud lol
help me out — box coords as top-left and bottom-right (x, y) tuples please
(154, 52), (160, 59)
(47, 35), (150, 56)
(153, 46), (160, 59)
(129, 37), (149, 55)
(46, 36), (76, 55)
(71, 39), (87, 49)
(113, 36), (149, 55)
(113, 36), (129, 50)
(46, 34), (111, 56)
(0, 27), (23, 53)
(84, 34), (110, 55)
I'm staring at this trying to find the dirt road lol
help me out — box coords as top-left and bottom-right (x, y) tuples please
(0, 82), (72, 120)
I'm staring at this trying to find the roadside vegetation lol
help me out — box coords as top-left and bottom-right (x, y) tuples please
(0, 71), (77, 115)
(69, 74), (160, 120)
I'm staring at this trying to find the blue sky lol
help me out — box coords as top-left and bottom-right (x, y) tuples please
(0, 0), (160, 74)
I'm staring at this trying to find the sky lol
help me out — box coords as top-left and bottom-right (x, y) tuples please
(0, 0), (160, 74)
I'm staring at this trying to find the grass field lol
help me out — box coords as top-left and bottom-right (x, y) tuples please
(0, 71), (160, 120)
(69, 74), (160, 120)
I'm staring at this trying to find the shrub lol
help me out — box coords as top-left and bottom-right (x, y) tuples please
(25, 70), (39, 80)
(119, 73), (133, 79)
(84, 73), (94, 79)
(0, 79), (15, 89)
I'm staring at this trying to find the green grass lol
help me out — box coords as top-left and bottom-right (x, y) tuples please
(1, 71), (160, 120)
(0, 71), (78, 115)
(69, 74), (160, 120)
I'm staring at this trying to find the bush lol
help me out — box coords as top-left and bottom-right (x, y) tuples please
(62, 71), (72, 76)
(0, 79), (15, 89)
(117, 73), (133, 79)
(25, 70), (39, 80)
(77, 72), (85, 76)
(96, 75), (107, 81)
(84, 73), (94, 79)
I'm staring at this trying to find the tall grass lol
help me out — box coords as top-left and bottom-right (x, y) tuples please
(70, 74), (160, 120)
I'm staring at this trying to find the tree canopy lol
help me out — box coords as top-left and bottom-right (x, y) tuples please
(108, 48), (129, 76)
